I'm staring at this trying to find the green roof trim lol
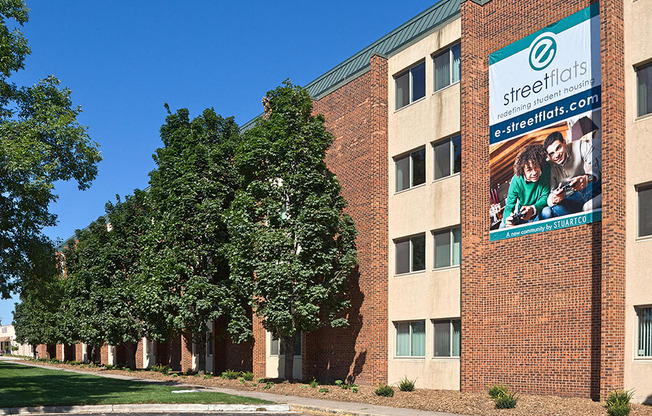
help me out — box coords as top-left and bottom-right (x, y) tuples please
(241, 0), (461, 131)
(305, 0), (461, 99)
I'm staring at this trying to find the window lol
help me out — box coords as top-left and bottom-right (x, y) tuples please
(639, 183), (652, 238)
(395, 233), (426, 274)
(433, 43), (461, 92)
(396, 321), (425, 357)
(433, 135), (461, 180)
(395, 61), (426, 109)
(637, 62), (652, 117)
(433, 319), (461, 357)
(270, 333), (302, 356)
(637, 307), (652, 357)
(395, 147), (425, 192)
(433, 227), (461, 268)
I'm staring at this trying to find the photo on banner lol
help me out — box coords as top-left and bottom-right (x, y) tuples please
(488, 4), (601, 241)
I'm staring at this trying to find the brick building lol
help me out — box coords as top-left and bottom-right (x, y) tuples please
(38, 0), (652, 403)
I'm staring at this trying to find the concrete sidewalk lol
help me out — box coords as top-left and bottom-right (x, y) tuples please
(3, 359), (466, 416)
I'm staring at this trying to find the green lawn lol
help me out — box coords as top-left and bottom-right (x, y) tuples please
(0, 361), (272, 408)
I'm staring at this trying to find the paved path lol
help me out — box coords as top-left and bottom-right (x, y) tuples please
(2, 358), (466, 416)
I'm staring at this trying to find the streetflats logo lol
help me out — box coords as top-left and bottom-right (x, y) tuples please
(528, 33), (557, 71)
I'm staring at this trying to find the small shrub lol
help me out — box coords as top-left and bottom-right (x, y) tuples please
(398, 376), (416, 392)
(488, 384), (508, 399)
(203, 373), (213, 379)
(151, 364), (170, 375)
(606, 390), (634, 416)
(220, 369), (239, 380)
(492, 389), (518, 409)
(318, 387), (329, 393)
(309, 378), (318, 388)
(240, 371), (254, 381)
(374, 384), (395, 397)
(351, 386), (359, 393)
(257, 377), (265, 384)
(262, 381), (274, 390)
(171, 373), (178, 378)
(239, 377), (246, 384)
(335, 380), (343, 387)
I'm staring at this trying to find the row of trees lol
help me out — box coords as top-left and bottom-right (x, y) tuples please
(14, 82), (358, 379)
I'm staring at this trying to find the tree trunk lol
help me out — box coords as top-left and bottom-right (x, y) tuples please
(282, 333), (295, 382)
(196, 331), (207, 376)
(124, 342), (137, 370)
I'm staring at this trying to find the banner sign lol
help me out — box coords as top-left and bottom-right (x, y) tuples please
(489, 4), (602, 241)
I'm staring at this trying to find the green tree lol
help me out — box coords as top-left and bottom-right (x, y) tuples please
(60, 190), (152, 368)
(13, 239), (63, 358)
(0, 0), (102, 297)
(228, 81), (357, 381)
(144, 107), (240, 374)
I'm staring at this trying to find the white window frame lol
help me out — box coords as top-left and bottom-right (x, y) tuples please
(432, 43), (461, 92)
(395, 60), (426, 110)
(394, 147), (426, 192)
(636, 61), (652, 118)
(432, 227), (461, 269)
(432, 319), (461, 358)
(432, 134), (461, 180)
(636, 306), (652, 358)
(637, 182), (652, 239)
(394, 233), (426, 275)
(395, 320), (426, 357)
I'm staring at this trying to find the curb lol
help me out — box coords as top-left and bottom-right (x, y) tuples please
(0, 403), (291, 415)
(289, 404), (376, 416)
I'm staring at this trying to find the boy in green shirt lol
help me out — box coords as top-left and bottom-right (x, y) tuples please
(501, 144), (551, 227)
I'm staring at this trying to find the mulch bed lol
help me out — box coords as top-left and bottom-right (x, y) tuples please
(26, 361), (652, 416)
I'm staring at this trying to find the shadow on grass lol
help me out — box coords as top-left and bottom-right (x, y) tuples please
(0, 361), (267, 407)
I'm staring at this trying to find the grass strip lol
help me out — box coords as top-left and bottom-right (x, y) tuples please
(0, 361), (271, 407)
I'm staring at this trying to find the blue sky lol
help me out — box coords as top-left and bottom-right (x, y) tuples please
(0, 0), (439, 326)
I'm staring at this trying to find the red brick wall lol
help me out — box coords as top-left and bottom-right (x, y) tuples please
(101, 344), (109, 364)
(252, 315), (266, 377)
(180, 335), (193, 372)
(55, 343), (64, 361)
(598, 0), (626, 397)
(214, 319), (255, 374)
(135, 339), (145, 369)
(75, 344), (84, 362)
(461, 0), (625, 399)
(306, 53), (389, 385)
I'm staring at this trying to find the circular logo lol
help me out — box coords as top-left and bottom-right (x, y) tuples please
(528, 33), (557, 71)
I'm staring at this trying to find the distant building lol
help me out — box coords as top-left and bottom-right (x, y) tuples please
(0, 325), (32, 356)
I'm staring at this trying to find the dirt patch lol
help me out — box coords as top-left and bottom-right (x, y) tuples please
(30, 361), (652, 416)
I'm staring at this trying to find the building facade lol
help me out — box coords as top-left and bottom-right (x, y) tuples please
(36, 0), (652, 403)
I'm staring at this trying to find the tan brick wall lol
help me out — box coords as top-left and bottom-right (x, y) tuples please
(460, 0), (625, 399)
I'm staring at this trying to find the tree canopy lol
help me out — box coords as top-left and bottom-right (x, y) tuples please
(228, 81), (357, 380)
(143, 107), (241, 373)
(0, 0), (102, 297)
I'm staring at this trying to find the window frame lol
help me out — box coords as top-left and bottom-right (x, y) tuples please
(432, 43), (461, 92)
(270, 332), (302, 357)
(636, 306), (652, 358)
(432, 319), (461, 358)
(432, 227), (461, 269)
(636, 61), (652, 118)
(432, 134), (462, 181)
(394, 147), (426, 192)
(394, 233), (426, 275)
(637, 182), (652, 239)
(395, 60), (426, 110)
(395, 320), (426, 358)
